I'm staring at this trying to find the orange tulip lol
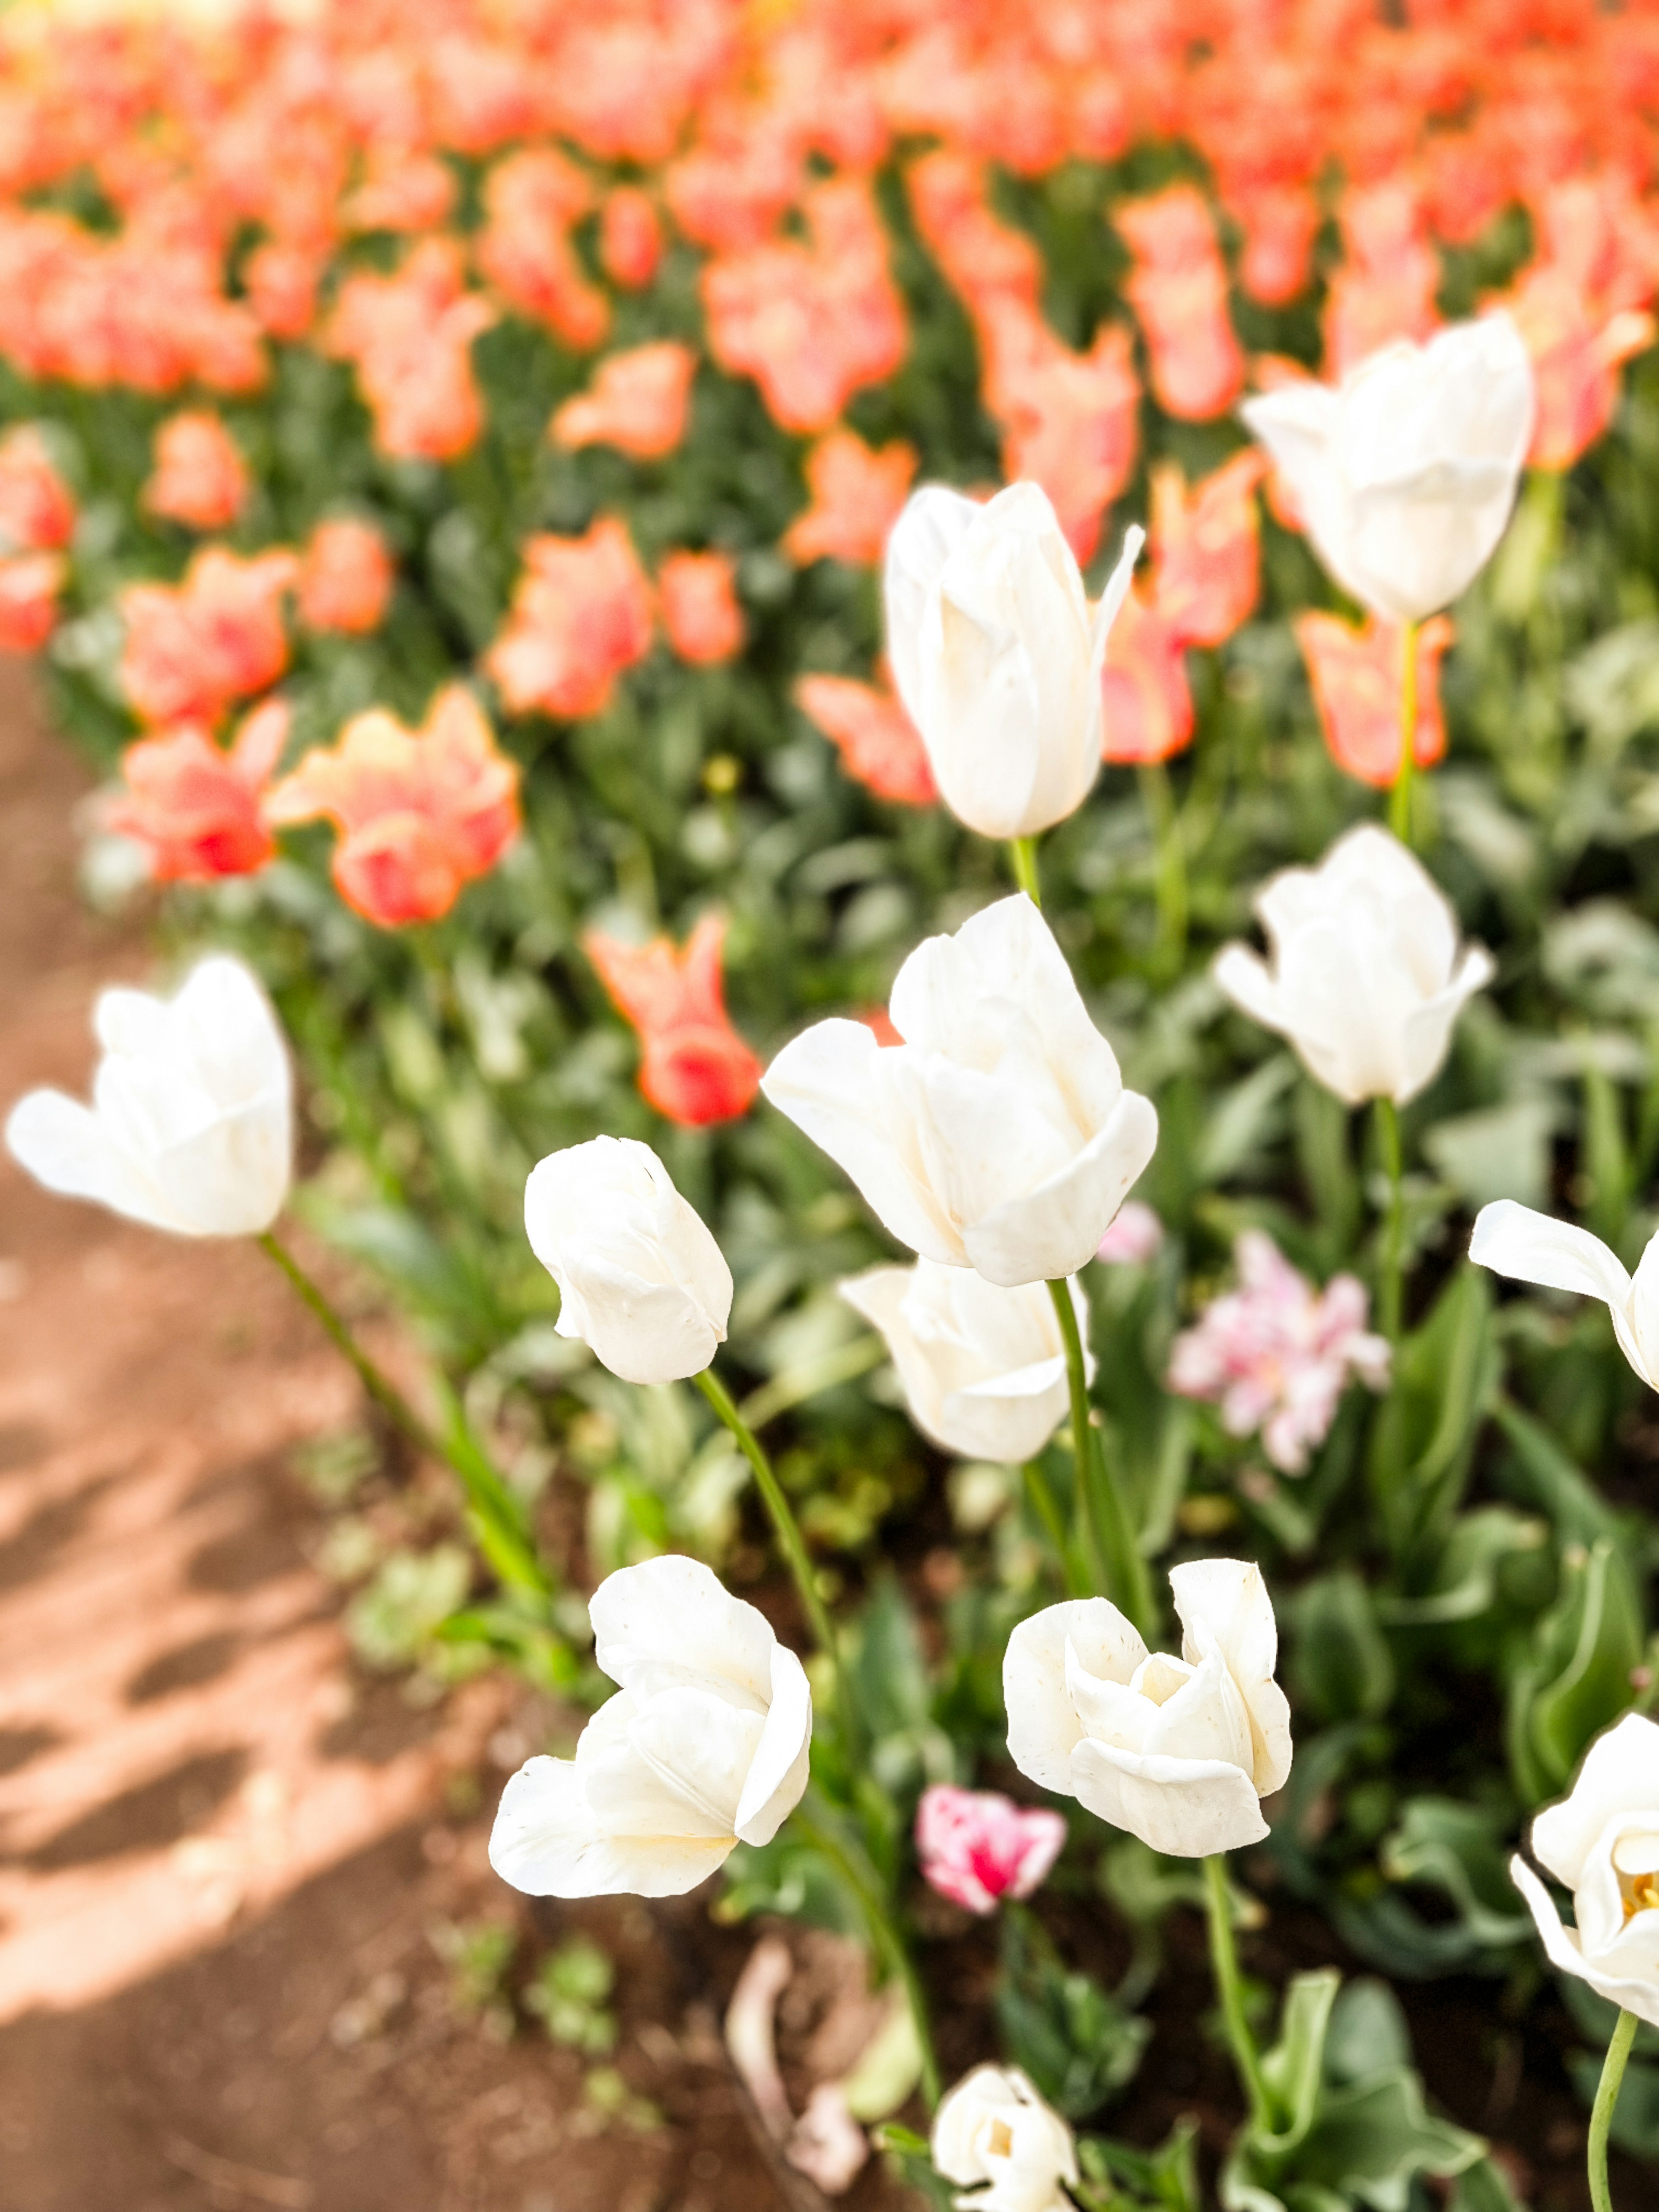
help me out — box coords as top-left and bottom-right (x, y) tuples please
(794, 674), (938, 807)
(658, 551), (744, 666)
(110, 698), (287, 883)
(551, 341), (697, 461)
(486, 519), (655, 722)
(1297, 612), (1452, 789)
(585, 913), (762, 1127)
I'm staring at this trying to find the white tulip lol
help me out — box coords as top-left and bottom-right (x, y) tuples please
(1214, 824), (1493, 1107)
(1004, 1559), (1292, 1858)
(884, 480), (1142, 839)
(1512, 1711), (1659, 2032)
(1241, 313), (1535, 623)
(490, 1554), (812, 1898)
(841, 1261), (1089, 1464)
(1471, 1200), (1659, 1389)
(524, 1135), (732, 1386)
(931, 2064), (1078, 2212)
(5, 954), (291, 1237)
(762, 894), (1157, 1289)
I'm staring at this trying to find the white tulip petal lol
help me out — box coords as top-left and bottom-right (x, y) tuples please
(1511, 1854), (1659, 2034)
(733, 1644), (813, 1844)
(1530, 1713), (1659, 1885)
(1628, 1232), (1659, 1387)
(1088, 525), (1145, 679)
(1005, 1600), (1147, 1794)
(884, 483), (982, 728)
(964, 1089), (1159, 1288)
(5, 1087), (184, 1232)
(1071, 1738), (1269, 1857)
(1171, 1557), (1294, 1795)
(620, 1686), (765, 1836)
(590, 1553), (777, 1708)
(1139, 1650), (1256, 1774)
(1469, 1201), (1634, 1313)
(488, 1752), (733, 1898)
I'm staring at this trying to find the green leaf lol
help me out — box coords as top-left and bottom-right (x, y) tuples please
(995, 1909), (1149, 2120)
(1289, 1572), (1396, 1723)
(1368, 1268), (1498, 1562)
(1506, 1537), (1645, 1804)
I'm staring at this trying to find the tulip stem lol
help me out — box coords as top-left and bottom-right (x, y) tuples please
(1389, 619), (1419, 845)
(1008, 836), (1042, 905)
(1023, 1459), (1089, 1596)
(793, 1792), (941, 2111)
(1590, 2007), (1638, 2212)
(1202, 1853), (1273, 2132)
(1046, 1279), (1153, 1634)
(255, 1230), (549, 1599)
(1373, 1098), (1405, 1341)
(1140, 762), (1188, 978)
(694, 1367), (862, 1764)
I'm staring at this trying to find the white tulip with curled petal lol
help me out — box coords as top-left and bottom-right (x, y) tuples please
(931, 2064), (1078, 2212)
(762, 894), (1157, 1289)
(1214, 823), (1493, 1106)
(1511, 1711), (1659, 2031)
(884, 480), (1142, 839)
(840, 1260), (1090, 1464)
(1004, 1559), (1292, 1858)
(490, 1554), (812, 1899)
(1471, 1199), (1659, 1389)
(5, 954), (291, 1236)
(524, 1135), (732, 1386)
(1241, 313), (1535, 623)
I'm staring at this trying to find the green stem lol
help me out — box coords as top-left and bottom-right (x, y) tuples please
(1388, 619), (1419, 845)
(1046, 1279), (1152, 1635)
(1023, 1458), (1088, 1596)
(1373, 1097), (1405, 1342)
(694, 1367), (861, 1764)
(1140, 761), (1188, 979)
(1203, 1853), (1272, 2131)
(794, 1793), (941, 2110)
(1590, 2007), (1638, 2212)
(1008, 836), (1042, 905)
(256, 1230), (548, 1597)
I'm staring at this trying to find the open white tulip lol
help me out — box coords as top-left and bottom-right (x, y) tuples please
(763, 894), (1157, 1289)
(841, 1261), (1089, 1464)
(1214, 824), (1493, 1106)
(490, 1554), (812, 1898)
(884, 480), (1142, 839)
(1241, 313), (1535, 623)
(5, 954), (291, 1237)
(1511, 1711), (1659, 2031)
(931, 2064), (1078, 2212)
(1004, 1559), (1292, 1858)
(1471, 1200), (1659, 1389)
(524, 1135), (732, 1386)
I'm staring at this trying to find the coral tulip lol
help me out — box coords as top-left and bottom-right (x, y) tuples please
(783, 430), (916, 568)
(793, 673), (937, 807)
(143, 413), (249, 532)
(119, 547), (297, 727)
(298, 518), (395, 636)
(657, 550), (744, 666)
(1297, 611), (1452, 788)
(585, 913), (761, 1127)
(110, 697), (287, 883)
(486, 519), (655, 721)
(551, 340), (697, 461)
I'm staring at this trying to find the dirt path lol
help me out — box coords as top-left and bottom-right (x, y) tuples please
(0, 671), (799, 2210)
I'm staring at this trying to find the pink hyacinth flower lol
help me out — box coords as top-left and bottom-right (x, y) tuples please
(1166, 1229), (1391, 1475)
(1095, 1201), (1164, 1265)
(915, 1786), (1068, 1916)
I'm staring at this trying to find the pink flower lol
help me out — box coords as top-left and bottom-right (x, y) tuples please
(1095, 1201), (1164, 1265)
(1167, 1230), (1391, 1475)
(915, 1786), (1067, 1916)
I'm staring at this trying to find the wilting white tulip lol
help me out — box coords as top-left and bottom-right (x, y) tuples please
(1511, 1712), (1659, 2031)
(524, 1135), (732, 1386)
(1214, 824), (1493, 1106)
(1004, 1559), (1292, 1858)
(1241, 313), (1535, 623)
(763, 895), (1157, 1289)
(884, 481), (1142, 839)
(1471, 1201), (1659, 1389)
(5, 954), (291, 1236)
(490, 1554), (811, 1898)
(840, 1261), (1089, 1464)
(931, 2065), (1078, 2212)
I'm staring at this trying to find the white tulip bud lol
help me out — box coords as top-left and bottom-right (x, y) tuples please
(840, 1260), (1089, 1464)
(1471, 1200), (1659, 1390)
(1214, 823), (1493, 1106)
(5, 954), (292, 1237)
(523, 1135), (732, 1386)
(763, 894), (1157, 1290)
(1241, 313), (1535, 624)
(931, 2065), (1078, 2212)
(490, 1555), (812, 1898)
(884, 480), (1142, 839)
(1512, 1711), (1659, 2031)
(1004, 1559), (1293, 1858)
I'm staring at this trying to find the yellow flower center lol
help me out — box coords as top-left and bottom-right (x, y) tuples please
(1619, 1870), (1659, 1923)
(987, 2119), (1014, 2159)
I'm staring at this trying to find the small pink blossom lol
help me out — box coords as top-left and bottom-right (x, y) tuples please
(1095, 1201), (1164, 1265)
(915, 1786), (1067, 1916)
(1166, 1230), (1391, 1475)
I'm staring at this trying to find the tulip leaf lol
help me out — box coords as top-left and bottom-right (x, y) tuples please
(1506, 1536), (1646, 1803)
(995, 1908), (1150, 2120)
(1289, 1572), (1396, 1724)
(1368, 1267), (1498, 1562)
(1489, 1395), (1623, 1551)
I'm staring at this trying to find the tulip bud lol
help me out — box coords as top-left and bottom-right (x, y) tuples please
(1470, 1201), (1659, 1390)
(1214, 824), (1494, 1106)
(884, 480), (1142, 839)
(931, 2065), (1078, 2212)
(1512, 1711), (1659, 2031)
(840, 1262), (1090, 1464)
(490, 1555), (812, 1897)
(1004, 1560), (1292, 1857)
(763, 893), (1157, 1289)
(915, 1786), (1067, 1916)
(1241, 313), (1535, 623)
(5, 956), (292, 1237)
(523, 1135), (733, 1385)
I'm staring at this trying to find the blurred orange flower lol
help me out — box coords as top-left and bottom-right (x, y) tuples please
(1100, 588), (1195, 766)
(143, 413), (249, 533)
(584, 912), (761, 1127)
(266, 686), (519, 928)
(658, 551), (744, 665)
(600, 188), (662, 289)
(327, 238), (495, 462)
(1118, 186), (1244, 422)
(0, 426), (74, 554)
(486, 518), (655, 721)
(475, 148), (608, 350)
(119, 547), (297, 727)
(109, 697), (287, 883)
(0, 552), (65, 653)
(1297, 611), (1453, 788)
(1150, 452), (1268, 650)
(551, 341), (697, 461)
(794, 673), (938, 807)
(298, 518), (395, 636)
(783, 430), (916, 567)
(1323, 184), (1440, 378)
